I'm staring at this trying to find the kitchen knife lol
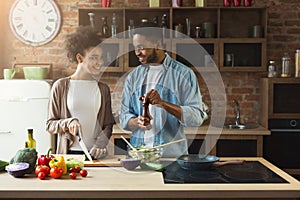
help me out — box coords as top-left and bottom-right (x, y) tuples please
(77, 129), (93, 162)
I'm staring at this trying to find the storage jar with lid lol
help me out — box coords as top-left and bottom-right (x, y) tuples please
(295, 49), (300, 77)
(268, 60), (276, 78)
(281, 52), (291, 77)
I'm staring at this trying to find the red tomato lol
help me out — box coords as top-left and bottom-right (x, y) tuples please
(38, 172), (46, 180)
(50, 167), (63, 179)
(69, 172), (77, 179)
(75, 166), (81, 173)
(68, 167), (75, 173)
(80, 169), (88, 177)
(35, 165), (50, 176)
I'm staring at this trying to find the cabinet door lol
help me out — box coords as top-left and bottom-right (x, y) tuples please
(219, 38), (267, 72)
(217, 140), (257, 157)
(172, 38), (218, 72)
(100, 39), (124, 72)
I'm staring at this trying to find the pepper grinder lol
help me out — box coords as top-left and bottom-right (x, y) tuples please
(139, 96), (151, 126)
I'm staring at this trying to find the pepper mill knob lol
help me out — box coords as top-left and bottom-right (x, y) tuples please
(139, 96), (151, 126)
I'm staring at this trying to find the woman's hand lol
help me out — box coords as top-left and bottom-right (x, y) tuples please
(68, 119), (81, 136)
(89, 145), (107, 159)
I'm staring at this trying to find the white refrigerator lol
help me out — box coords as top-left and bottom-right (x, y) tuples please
(0, 80), (52, 161)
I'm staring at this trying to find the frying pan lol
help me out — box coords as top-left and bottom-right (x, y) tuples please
(176, 154), (244, 170)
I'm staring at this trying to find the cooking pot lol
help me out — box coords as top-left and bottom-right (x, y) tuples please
(176, 154), (244, 170)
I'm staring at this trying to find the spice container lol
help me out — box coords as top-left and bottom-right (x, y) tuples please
(195, 26), (201, 38)
(267, 60), (276, 78)
(281, 52), (291, 77)
(295, 49), (300, 77)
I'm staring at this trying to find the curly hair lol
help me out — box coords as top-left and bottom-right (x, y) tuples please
(65, 26), (102, 63)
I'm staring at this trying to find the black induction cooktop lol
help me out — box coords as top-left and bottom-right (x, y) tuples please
(162, 161), (287, 184)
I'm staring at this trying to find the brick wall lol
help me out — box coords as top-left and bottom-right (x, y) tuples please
(1, 0), (300, 124)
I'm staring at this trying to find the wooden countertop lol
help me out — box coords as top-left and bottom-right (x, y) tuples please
(1, 157), (300, 199)
(112, 124), (271, 136)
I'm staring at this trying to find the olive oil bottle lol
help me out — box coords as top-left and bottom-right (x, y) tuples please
(25, 129), (36, 149)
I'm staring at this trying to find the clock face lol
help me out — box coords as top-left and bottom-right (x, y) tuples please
(9, 0), (61, 46)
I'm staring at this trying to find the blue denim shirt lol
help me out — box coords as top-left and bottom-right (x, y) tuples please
(120, 54), (206, 157)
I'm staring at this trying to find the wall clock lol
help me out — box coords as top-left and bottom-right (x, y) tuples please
(9, 0), (61, 46)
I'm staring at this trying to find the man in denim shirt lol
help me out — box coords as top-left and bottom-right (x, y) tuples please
(120, 22), (207, 157)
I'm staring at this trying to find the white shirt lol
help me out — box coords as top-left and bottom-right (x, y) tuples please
(144, 64), (164, 148)
(67, 80), (101, 150)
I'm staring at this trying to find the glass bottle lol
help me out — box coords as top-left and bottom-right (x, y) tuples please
(161, 14), (168, 38)
(153, 16), (158, 24)
(25, 129), (36, 149)
(267, 60), (276, 78)
(295, 49), (300, 77)
(111, 13), (117, 38)
(101, 16), (109, 38)
(281, 52), (291, 77)
(88, 12), (95, 30)
(128, 19), (135, 38)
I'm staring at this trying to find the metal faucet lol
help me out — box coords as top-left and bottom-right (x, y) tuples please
(233, 99), (241, 125)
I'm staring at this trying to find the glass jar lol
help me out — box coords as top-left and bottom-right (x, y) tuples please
(267, 60), (276, 78)
(281, 52), (291, 77)
(295, 49), (300, 77)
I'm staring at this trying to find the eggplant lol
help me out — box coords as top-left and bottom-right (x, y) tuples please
(5, 162), (30, 178)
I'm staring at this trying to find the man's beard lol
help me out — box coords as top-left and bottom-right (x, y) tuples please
(147, 49), (158, 64)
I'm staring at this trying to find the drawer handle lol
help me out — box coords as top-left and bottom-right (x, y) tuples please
(0, 131), (12, 134)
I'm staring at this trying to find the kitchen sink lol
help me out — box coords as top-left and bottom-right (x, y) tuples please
(223, 123), (258, 130)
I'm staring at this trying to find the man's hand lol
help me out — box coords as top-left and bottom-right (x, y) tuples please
(145, 89), (182, 121)
(127, 117), (152, 131)
(137, 115), (152, 130)
(145, 89), (163, 106)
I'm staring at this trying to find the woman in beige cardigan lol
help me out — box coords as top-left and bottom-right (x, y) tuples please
(46, 26), (115, 159)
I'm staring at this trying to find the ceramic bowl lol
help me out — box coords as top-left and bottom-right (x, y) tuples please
(23, 67), (48, 80)
(120, 158), (141, 170)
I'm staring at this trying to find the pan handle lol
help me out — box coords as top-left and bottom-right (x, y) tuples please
(213, 160), (244, 168)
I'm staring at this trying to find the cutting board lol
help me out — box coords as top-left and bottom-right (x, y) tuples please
(84, 155), (126, 167)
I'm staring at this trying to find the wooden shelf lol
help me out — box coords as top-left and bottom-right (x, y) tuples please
(78, 7), (267, 72)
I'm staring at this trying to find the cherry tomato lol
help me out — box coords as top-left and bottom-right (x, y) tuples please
(38, 172), (46, 180)
(35, 165), (50, 176)
(80, 169), (88, 177)
(69, 172), (77, 179)
(75, 166), (81, 173)
(50, 167), (63, 179)
(68, 167), (75, 173)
